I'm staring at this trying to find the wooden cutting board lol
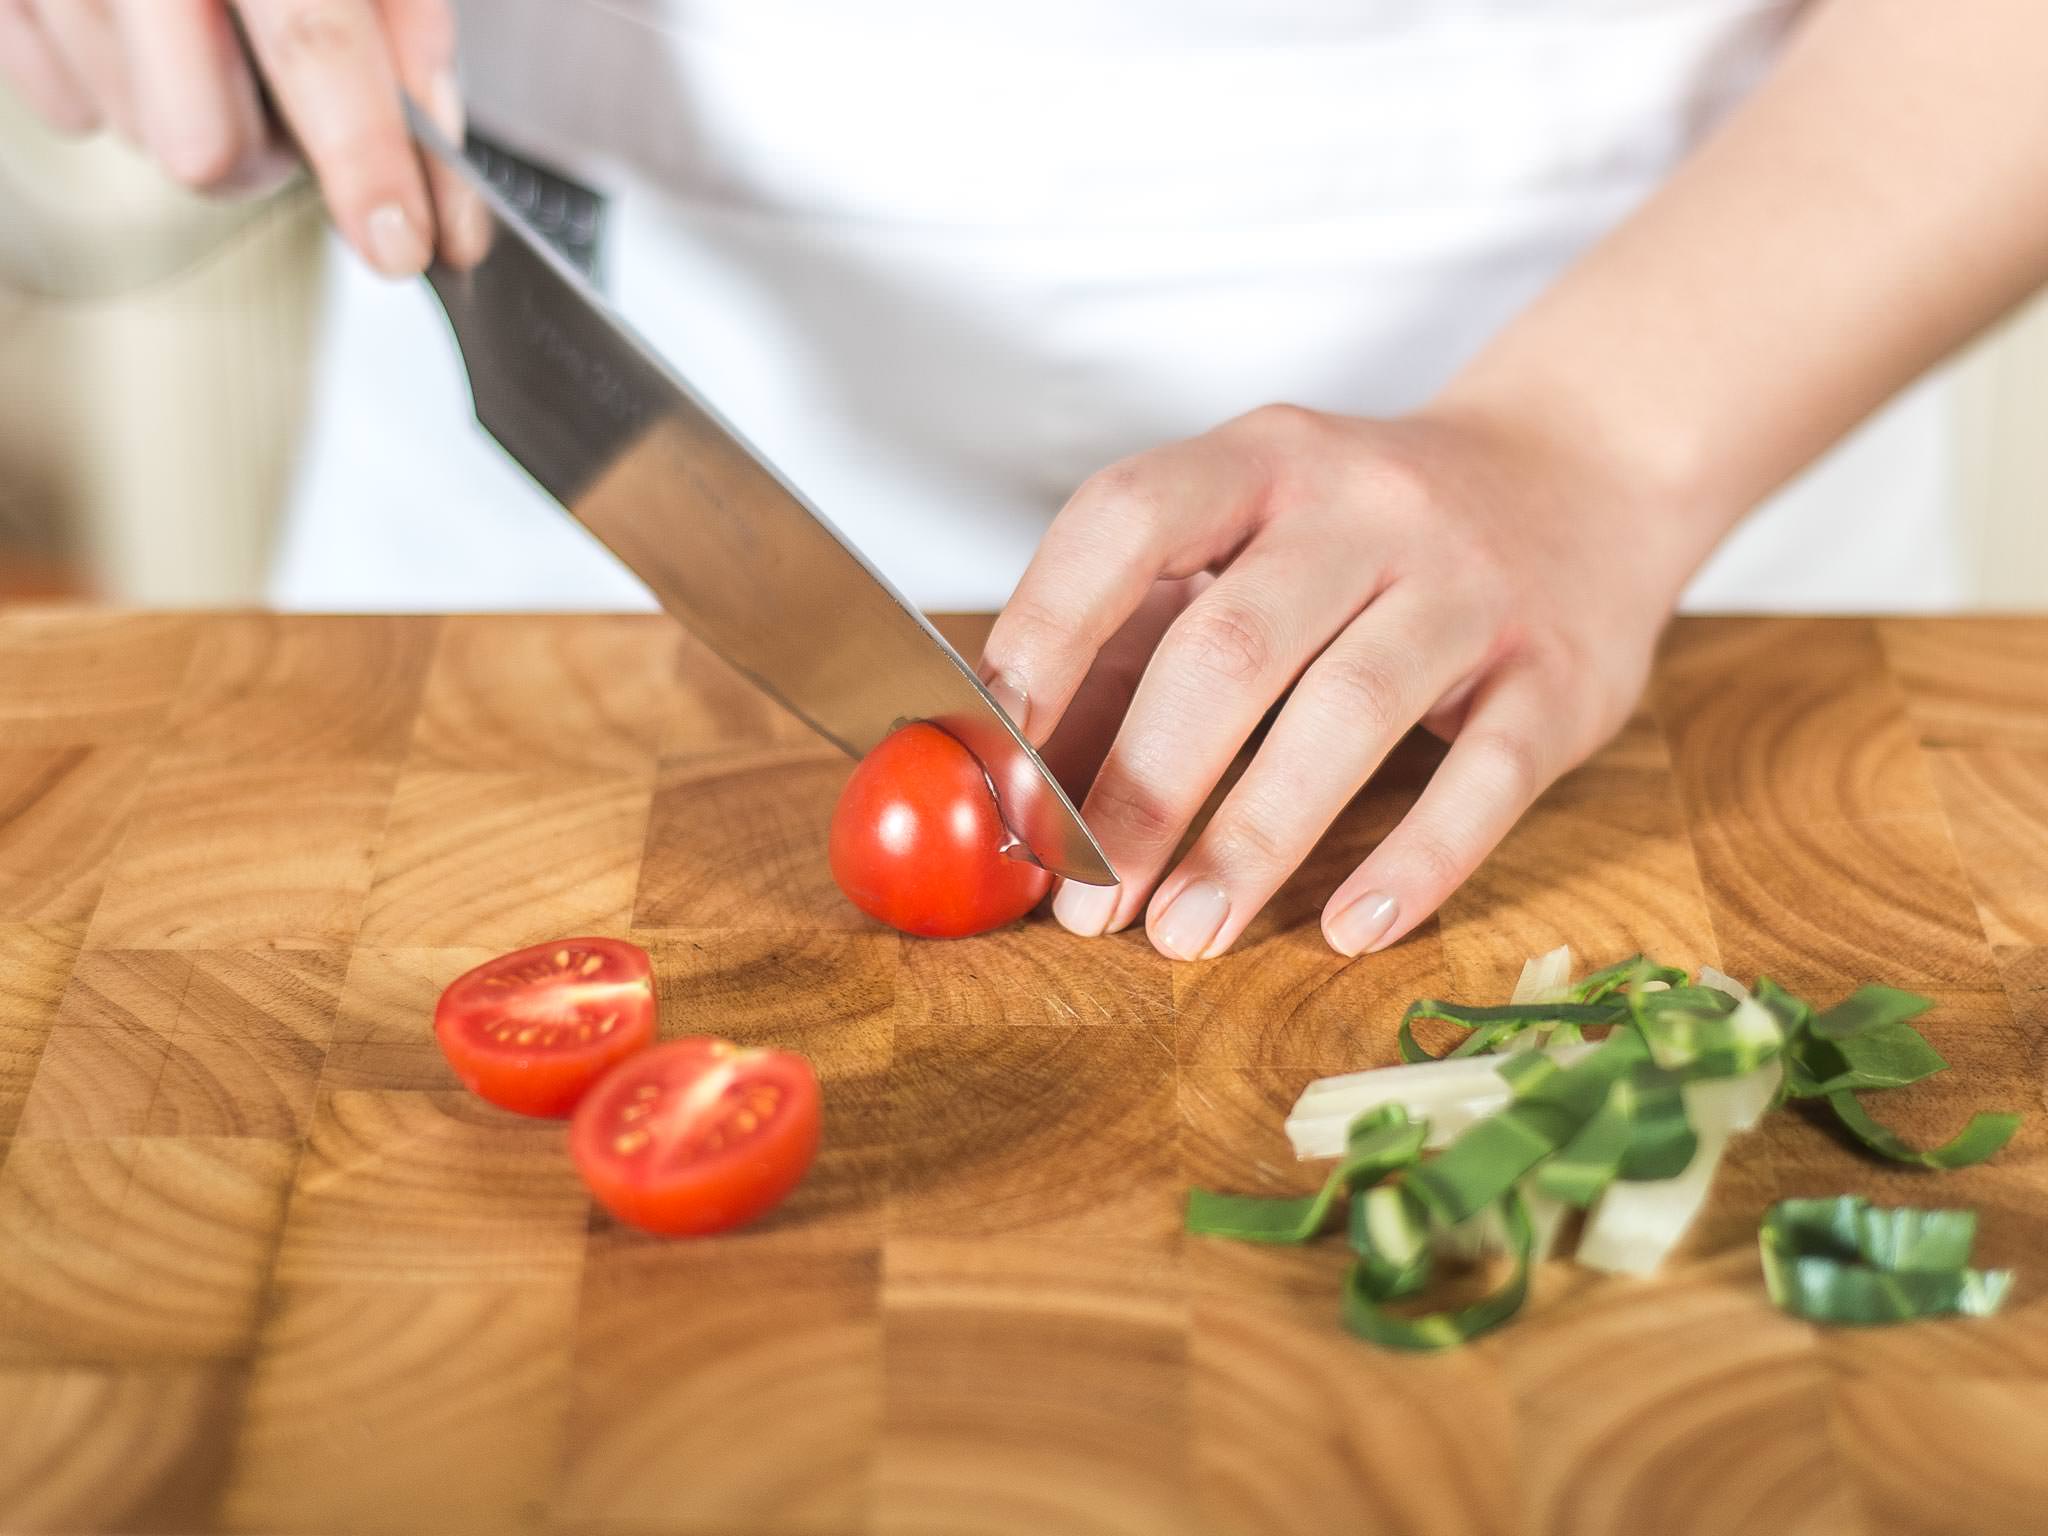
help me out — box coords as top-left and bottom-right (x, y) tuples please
(1, 610), (2044, 1536)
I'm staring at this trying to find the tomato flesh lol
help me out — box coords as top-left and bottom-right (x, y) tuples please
(829, 721), (1052, 938)
(434, 938), (656, 1118)
(571, 1036), (821, 1236)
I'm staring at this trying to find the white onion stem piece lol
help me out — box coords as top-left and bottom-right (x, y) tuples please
(1513, 946), (1574, 1005)
(1285, 1044), (1598, 1160)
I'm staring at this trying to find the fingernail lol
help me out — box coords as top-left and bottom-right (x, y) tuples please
(428, 68), (465, 141)
(984, 673), (1030, 738)
(367, 203), (430, 276)
(1326, 891), (1399, 957)
(1054, 878), (1120, 938)
(1153, 880), (1230, 961)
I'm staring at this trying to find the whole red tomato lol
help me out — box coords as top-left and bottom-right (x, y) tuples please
(829, 722), (1052, 937)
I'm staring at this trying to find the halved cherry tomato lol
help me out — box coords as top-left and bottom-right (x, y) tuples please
(433, 937), (656, 1118)
(829, 721), (1052, 938)
(570, 1036), (821, 1236)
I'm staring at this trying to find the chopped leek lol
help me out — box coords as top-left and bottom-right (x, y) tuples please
(1821, 1091), (2021, 1170)
(1196, 953), (2022, 1351)
(1760, 1197), (2012, 1324)
(1184, 1105), (1426, 1243)
(1344, 1191), (1535, 1351)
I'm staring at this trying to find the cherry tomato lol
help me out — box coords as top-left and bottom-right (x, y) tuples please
(829, 721), (1052, 937)
(433, 938), (656, 1118)
(571, 1037), (821, 1236)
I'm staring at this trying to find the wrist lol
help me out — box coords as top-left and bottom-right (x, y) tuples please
(1421, 350), (1742, 607)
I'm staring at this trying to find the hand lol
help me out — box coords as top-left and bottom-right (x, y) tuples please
(979, 403), (1694, 961)
(0, 0), (484, 274)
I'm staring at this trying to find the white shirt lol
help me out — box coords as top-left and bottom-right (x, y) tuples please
(271, 0), (1966, 613)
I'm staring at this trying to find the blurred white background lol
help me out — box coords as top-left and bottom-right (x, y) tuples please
(2, 86), (2043, 612)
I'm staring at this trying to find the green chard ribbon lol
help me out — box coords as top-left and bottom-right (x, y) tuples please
(1186, 958), (2022, 1352)
(1774, 983), (2021, 1168)
(1760, 1197), (2013, 1324)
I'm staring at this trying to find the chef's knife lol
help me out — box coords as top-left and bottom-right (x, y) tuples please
(403, 103), (1114, 886)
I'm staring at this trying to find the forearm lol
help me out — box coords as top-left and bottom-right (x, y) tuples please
(1437, 0), (2048, 579)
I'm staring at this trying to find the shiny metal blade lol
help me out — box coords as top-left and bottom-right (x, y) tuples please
(403, 104), (1113, 886)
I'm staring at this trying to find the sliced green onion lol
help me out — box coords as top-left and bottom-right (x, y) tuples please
(1283, 1044), (1597, 1159)
(1821, 1091), (2022, 1170)
(1342, 1191), (1534, 1351)
(1406, 1033), (1650, 1226)
(1571, 953), (1689, 1003)
(1795, 1022), (1948, 1095)
(1512, 945), (1575, 1005)
(1534, 1073), (1635, 1207)
(1615, 1067), (1698, 1181)
(1185, 1105), (1426, 1242)
(1811, 985), (1936, 1042)
(1760, 1197), (2012, 1324)
(1683, 1057), (1785, 1137)
(1627, 990), (1780, 1076)
(1213, 954), (2024, 1351)
(1397, 999), (1618, 1064)
(1349, 1183), (1432, 1299)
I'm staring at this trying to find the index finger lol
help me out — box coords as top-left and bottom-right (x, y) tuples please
(232, 0), (431, 275)
(978, 432), (1264, 746)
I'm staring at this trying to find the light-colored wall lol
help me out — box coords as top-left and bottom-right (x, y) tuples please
(1953, 292), (2048, 608)
(1, 101), (2044, 609)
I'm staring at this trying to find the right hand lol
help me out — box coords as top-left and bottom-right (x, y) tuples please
(0, 0), (484, 275)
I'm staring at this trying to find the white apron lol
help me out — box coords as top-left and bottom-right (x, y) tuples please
(269, 0), (1966, 614)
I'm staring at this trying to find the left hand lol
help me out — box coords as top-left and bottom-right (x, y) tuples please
(978, 401), (1695, 961)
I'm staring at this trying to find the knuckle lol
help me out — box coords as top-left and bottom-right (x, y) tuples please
(159, 130), (243, 190)
(1314, 639), (1419, 740)
(1455, 539), (1517, 612)
(1169, 599), (1279, 689)
(1205, 811), (1293, 879)
(1466, 727), (1545, 807)
(1088, 773), (1183, 851)
(1072, 460), (1164, 542)
(988, 595), (1076, 668)
(1523, 636), (1623, 748)
(1359, 450), (1435, 523)
(1401, 826), (1466, 893)
(1243, 401), (1322, 446)
(272, 1), (360, 68)
(398, 0), (458, 64)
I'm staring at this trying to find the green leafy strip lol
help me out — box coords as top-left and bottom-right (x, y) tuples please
(1406, 1032), (1655, 1226)
(1571, 953), (1690, 1003)
(1822, 1092), (2022, 1170)
(1184, 1105), (1426, 1243)
(1397, 1000), (1617, 1064)
(1769, 983), (2020, 1169)
(1188, 1021), (1757, 1350)
(1189, 959), (2024, 1352)
(1760, 1197), (2013, 1325)
(1344, 1189), (1535, 1351)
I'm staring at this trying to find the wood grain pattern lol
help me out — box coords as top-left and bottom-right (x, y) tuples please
(2, 611), (2046, 1535)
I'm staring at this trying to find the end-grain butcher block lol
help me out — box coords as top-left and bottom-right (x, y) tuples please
(1, 609), (2044, 1535)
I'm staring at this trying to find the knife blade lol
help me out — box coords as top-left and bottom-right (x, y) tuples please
(403, 103), (1114, 887)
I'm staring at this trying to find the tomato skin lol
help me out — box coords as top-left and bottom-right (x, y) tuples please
(433, 938), (656, 1118)
(571, 1037), (822, 1236)
(829, 722), (1052, 938)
